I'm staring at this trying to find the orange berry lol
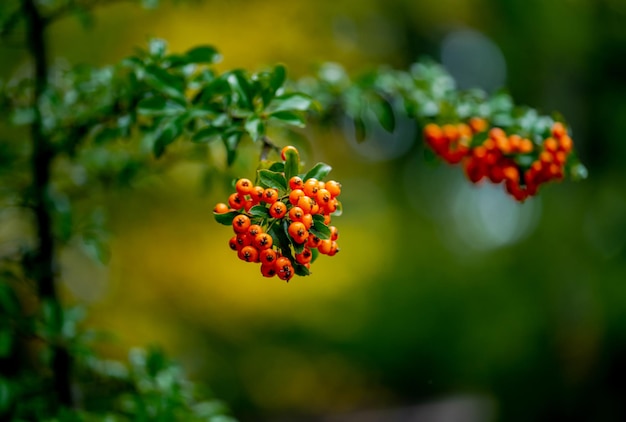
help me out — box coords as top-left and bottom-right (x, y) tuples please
(327, 241), (339, 256)
(235, 178), (253, 195)
(554, 151), (567, 165)
(214, 203), (230, 214)
(281, 145), (299, 161)
(559, 135), (573, 153)
(238, 246), (258, 263)
(254, 233), (273, 250)
(289, 176), (303, 190)
(303, 179), (320, 197)
(318, 239), (333, 255)
(228, 236), (238, 251)
(302, 213), (313, 229)
(269, 201), (287, 219)
(307, 235), (322, 248)
(464, 158), (486, 184)
(247, 224), (263, 238)
(297, 196), (314, 214)
(502, 166), (519, 183)
(250, 186), (265, 203)
(289, 206), (305, 221)
(277, 265), (294, 281)
(323, 198), (338, 214)
(260, 248), (277, 266)
(235, 233), (251, 249)
(540, 151), (553, 164)
(442, 124), (459, 142)
(228, 193), (245, 210)
(323, 214), (331, 225)
(457, 123), (472, 139)
(496, 136), (512, 154)
(473, 146), (487, 160)
(325, 180), (341, 197)
(469, 117), (488, 133)
(508, 134), (522, 152)
(329, 226), (339, 241)
(260, 263), (277, 278)
(488, 127), (506, 141)
(262, 188), (279, 204)
(295, 248), (313, 265)
(519, 138), (534, 154)
(275, 256), (292, 272)
(552, 122), (566, 139)
(288, 221), (308, 244)
(544, 137), (558, 153)
(232, 214), (251, 234)
(289, 189), (305, 206)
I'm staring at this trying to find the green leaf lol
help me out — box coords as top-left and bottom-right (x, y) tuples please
(310, 218), (331, 240)
(268, 162), (285, 172)
(214, 210), (239, 225)
(143, 65), (186, 102)
(245, 116), (265, 141)
(294, 263), (310, 276)
(354, 116), (367, 143)
(283, 146), (300, 181)
(137, 96), (184, 116)
(310, 248), (319, 264)
(269, 110), (306, 128)
(371, 94), (395, 132)
(258, 169), (288, 191)
(153, 115), (185, 158)
(222, 130), (242, 166)
(269, 93), (312, 113)
(303, 162), (332, 181)
(270, 64), (287, 93)
(249, 205), (270, 218)
(227, 71), (253, 109)
(186, 45), (222, 64)
(192, 126), (222, 143)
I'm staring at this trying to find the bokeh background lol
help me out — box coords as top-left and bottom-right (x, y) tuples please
(5, 0), (626, 420)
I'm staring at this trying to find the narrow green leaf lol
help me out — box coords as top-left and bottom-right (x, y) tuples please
(354, 116), (367, 143)
(227, 72), (252, 109)
(192, 126), (222, 143)
(137, 96), (184, 116)
(269, 93), (312, 113)
(270, 64), (287, 93)
(213, 210), (239, 225)
(283, 220), (305, 254)
(310, 219), (331, 240)
(222, 130), (242, 166)
(371, 94), (395, 132)
(186, 45), (222, 64)
(303, 162), (332, 181)
(269, 110), (306, 128)
(283, 146), (300, 181)
(153, 116), (184, 158)
(268, 162), (285, 173)
(143, 65), (185, 101)
(249, 205), (270, 218)
(245, 116), (265, 141)
(310, 248), (319, 264)
(258, 169), (288, 191)
(294, 262), (310, 276)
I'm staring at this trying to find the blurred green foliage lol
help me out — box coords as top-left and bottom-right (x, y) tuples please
(2, 0), (626, 421)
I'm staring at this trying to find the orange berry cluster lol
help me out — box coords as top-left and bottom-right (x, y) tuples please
(213, 146), (342, 281)
(424, 119), (574, 202)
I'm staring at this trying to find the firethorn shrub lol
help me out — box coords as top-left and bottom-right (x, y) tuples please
(213, 146), (342, 281)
